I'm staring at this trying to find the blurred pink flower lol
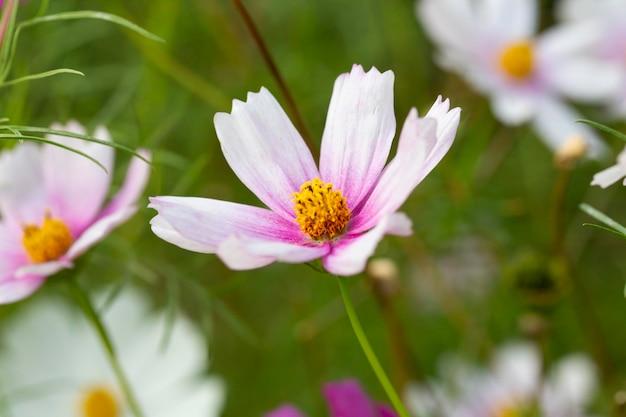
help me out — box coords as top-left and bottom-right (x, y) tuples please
(150, 64), (460, 276)
(0, 121), (151, 304)
(591, 145), (626, 188)
(265, 380), (397, 417)
(417, 0), (618, 157)
(558, 0), (626, 118)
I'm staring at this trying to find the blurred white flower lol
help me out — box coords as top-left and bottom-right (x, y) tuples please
(417, 0), (618, 157)
(591, 146), (626, 188)
(405, 342), (599, 417)
(557, 0), (626, 118)
(0, 289), (225, 417)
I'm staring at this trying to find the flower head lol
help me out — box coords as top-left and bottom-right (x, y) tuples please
(150, 65), (460, 276)
(417, 0), (617, 157)
(265, 379), (397, 417)
(406, 342), (598, 417)
(0, 289), (225, 417)
(0, 121), (151, 304)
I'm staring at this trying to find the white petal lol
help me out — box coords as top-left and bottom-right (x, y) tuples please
(418, 0), (477, 55)
(214, 88), (319, 220)
(481, 0), (537, 39)
(322, 212), (412, 276)
(591, 164), (626, 188)
(319, 65), (396, 209)
(543, 354), (597, 413)
(490, 90), (538, 125)
(531, 97), (607, 158)
(493, 342), (540, 398)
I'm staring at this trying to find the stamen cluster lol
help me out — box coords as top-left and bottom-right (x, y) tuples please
(21, 216), (73, 263)
(499, 41), (534, 79)
(292, 178), (351, 241)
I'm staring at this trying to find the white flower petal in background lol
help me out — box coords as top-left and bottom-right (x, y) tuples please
(417, 0), (618, 156)
(405, 342), (599, 417)
(0, 289), (225, 417)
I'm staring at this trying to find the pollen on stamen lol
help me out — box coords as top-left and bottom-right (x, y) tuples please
(291, 178), (351, 241)
(22, 216), (73, 263)
(499, 41), (534, 80)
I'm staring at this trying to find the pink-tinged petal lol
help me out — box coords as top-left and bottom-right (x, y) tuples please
(531, 97), (607, 159)
(323, 380), (378, 417)
(98, 149), (151, 219)
(150, 215), (216, 253)
(0, 275), (46, 304)
(216, 235), (329, 271)
(149, 196), (304, 253)
(15, 259), (72, 278)
(264, 404), (308, 417)
(323, 213), (412, 276)
(0, 142), (46, 229)
(65, 206), (137, 259)
(214, 88), (319, 221)
(42, 122), (114, 235)
(352, 97), (460, 233)
(319, 65), (396, 209)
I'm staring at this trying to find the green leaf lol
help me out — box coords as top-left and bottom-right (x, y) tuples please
(580, 203), (626, 236)
(578, 119), (626, 143)
(1, 125), (151, 164)
(1, 10), (164, 81)
(0, 68), (83, 87)
(0, 134), (107, 171)
(582, 223), (626, 240)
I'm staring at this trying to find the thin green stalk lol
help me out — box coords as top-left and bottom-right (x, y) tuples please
(336, 276), (411, 417)
(67, 279), (146, 417)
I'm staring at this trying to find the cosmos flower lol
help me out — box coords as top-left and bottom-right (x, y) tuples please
(417, 0), (618, 157)
(0, 121), (150, 304)
(405, 342), (598, 417)
(557, 0), (626, 117)
(0, 289), (225, 417)
(591, 145), (626, 188)
(149, 65), (460, 276)
(265, 379), (397, 417)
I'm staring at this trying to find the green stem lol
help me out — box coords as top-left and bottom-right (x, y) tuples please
(67, 280), (147, 417)
(336, 276), (411, 417)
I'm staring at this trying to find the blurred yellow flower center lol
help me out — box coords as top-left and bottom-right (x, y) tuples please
(499, 41), (534, 79)
(493, 402), (522, 417)
(292, 178), (351, 241)
(80, 386), (120, 417)
(22, 216), (73, 263)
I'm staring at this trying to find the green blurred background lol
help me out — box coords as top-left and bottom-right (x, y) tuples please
(1, 0), (625, 415)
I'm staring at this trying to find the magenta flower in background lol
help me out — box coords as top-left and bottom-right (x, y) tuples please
(150, 64), (460, 276)
(265, 379), (397, 417)
(0, 121), (151, 304)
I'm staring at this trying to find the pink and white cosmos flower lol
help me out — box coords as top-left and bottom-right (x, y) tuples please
(149, 65), (460, 276)
(0, 121), (151, 304)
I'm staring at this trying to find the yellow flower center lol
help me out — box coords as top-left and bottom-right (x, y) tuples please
(292, 178), (351, 241)
(22, 216), (73, 263)
(499, 41), (534, 80)
(80, 386), (121, 417)
(493, 401), (523, 417)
